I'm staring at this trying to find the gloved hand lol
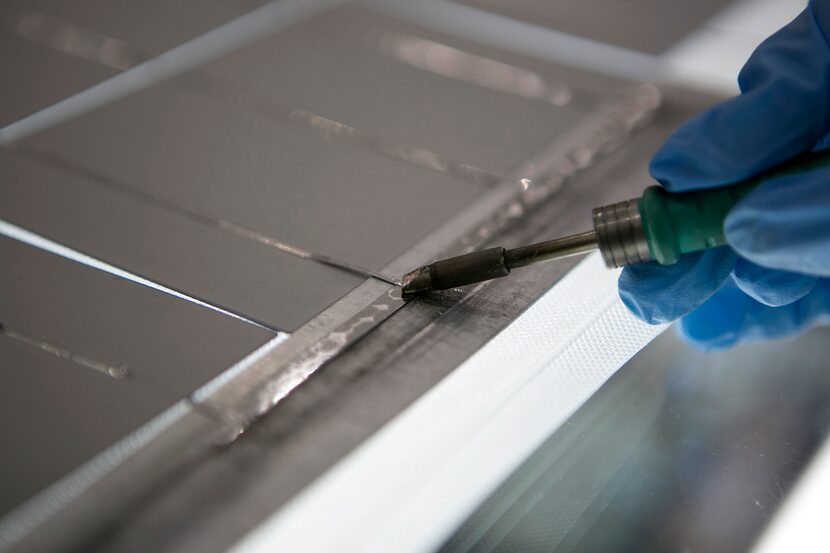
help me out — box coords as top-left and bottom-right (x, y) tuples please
(619, 0), (830, 350)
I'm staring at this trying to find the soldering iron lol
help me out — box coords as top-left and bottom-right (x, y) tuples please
(401, 149), (830, 295)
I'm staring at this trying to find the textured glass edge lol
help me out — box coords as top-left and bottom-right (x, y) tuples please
(230, 253), (666, 553)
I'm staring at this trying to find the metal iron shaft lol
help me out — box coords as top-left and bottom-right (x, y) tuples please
(503, 230), (598, 269)
(401, 231), (598, 294)
(400, 197), (653, 294)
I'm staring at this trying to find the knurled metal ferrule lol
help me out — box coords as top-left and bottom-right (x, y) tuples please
(592, 199), (652, 268)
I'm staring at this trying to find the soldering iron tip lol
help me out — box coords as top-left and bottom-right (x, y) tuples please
(401, 265), (433, 295)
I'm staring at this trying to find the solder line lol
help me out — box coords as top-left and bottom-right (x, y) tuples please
(371, 30), (574, 107)
(11, 145), (400, 286)
(0, 323), (130, 379)
(178, 71), (505, 189)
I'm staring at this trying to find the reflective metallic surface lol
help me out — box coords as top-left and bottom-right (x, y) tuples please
(593, 198), (651, 268)
(401, 230), (600, 293)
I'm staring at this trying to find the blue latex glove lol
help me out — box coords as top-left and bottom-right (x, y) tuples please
(619, 0), (830, 350)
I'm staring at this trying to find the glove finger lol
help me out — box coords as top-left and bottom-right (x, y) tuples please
(732, 257), (817, 306)
(726, 170), (830, 277)
(650, 6), (830, 192)
(619, 247), (736, 325)
(678, 278), (830, 350)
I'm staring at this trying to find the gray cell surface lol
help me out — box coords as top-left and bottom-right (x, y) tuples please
(0, 149), (365, 331)
(20, 6), (608, 279)
(0, 0), (268, 56)
(8, 5), (623, 333)
(0, 0), (268, 126)
(201, 7), (596, 175)
(0, 235), (274, 395)
(456, 0), (734, 54)
(0, 335), (171, 518)
(0, 235), (273, 518)
(0, 33), (115, 126)
(24, 81), (485, 273)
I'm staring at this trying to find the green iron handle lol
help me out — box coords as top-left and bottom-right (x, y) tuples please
(639, 149), (830, 265)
